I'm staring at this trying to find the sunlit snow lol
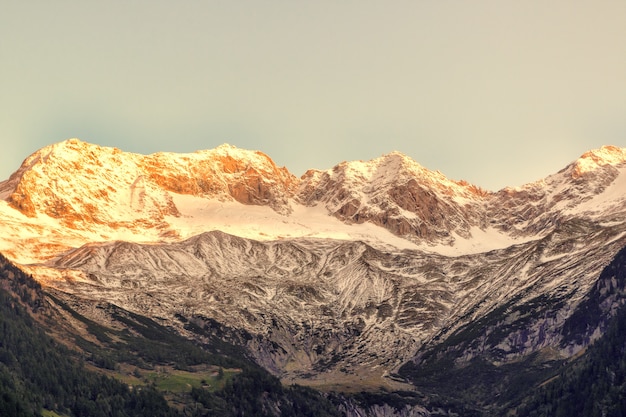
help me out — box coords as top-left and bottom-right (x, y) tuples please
(167, 193), (420, 251)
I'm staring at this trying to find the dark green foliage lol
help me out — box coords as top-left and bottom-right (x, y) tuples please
(0, 254), (182, 417)
(403, 292), (564, 380)
(182, 314), (254, 356)
(346, 390), (424, 411)
(517, 303), (626, 416)
(0, 253), (345, 416)
(0, 365), (37, 417)
(109, 307), (221, 367)
(0, 252), (45, 311)
(398, 356), (553, 415)
(190, 367), (343, 417)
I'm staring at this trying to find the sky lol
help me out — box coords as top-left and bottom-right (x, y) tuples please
(1, 1), (624, 191)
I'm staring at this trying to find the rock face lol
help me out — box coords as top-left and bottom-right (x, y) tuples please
(1, 140), (625, 259)
(2, 139), (297, 226)
(1, 139), (626, 394)
(297, 152), (488, 243)
(0, 139), (301, 261)
(43, 218), (626, 387)
(487, 145), (626, 237)
(298, 146), (626, 244)
(137, 143), (297, 212)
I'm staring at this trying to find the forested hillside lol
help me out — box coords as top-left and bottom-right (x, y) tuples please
(0, 253), (180, 417)
(0, 254), (341, 417)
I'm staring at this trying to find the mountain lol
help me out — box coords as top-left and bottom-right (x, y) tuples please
(0, 139), (299, 262)
(0, 252), (343, 417)
(1, 139), (626, 415)
(2, 140), (624, 264)
(297, 152), (488, 242)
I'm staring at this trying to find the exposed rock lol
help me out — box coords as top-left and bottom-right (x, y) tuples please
(1, 139), (626, 392)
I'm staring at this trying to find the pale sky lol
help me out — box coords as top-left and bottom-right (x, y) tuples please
(1, 1), (624, 190)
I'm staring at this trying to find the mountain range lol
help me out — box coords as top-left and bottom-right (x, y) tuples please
(1, 138), (626, 416)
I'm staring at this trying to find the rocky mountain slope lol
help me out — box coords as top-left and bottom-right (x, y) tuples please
(1, 139), (626, 414)
(2, 139), (624, 262)
(38, 212), (626, 390)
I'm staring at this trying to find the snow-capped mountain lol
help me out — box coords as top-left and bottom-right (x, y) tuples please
(2, 139), (624, 264)
(297, 152), (488, 243)
(1, 139), (626, 395)
(0, 139), (300, 260)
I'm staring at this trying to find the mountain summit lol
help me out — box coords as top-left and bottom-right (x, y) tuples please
(2, 138), (297, 221)
(298, 151), (489, 241)
(0, 139), (625, 263)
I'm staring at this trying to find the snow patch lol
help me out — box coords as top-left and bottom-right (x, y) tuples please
(167, 193), (419, 251)
(565, 165), (626, 217)
(420, 226), (537, 256)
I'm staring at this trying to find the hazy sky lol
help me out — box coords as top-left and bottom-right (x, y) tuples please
(1, 1), (624, 190)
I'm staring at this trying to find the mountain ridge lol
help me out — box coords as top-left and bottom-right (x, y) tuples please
(1, 138), (626, 415)
(1, 139), (625, 265)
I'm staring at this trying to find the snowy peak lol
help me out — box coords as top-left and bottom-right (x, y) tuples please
(571, 145), (626, 178)
(297, 151), (487, 243)
(300, 151), (487, 205)
(0, 140), (624, 265)
(2, 139), (145, 221)
(136, 142), (297, 211)
(295, 145), (626, 248)
(487, 146), (626, 239)
(1, 139), (298, 226)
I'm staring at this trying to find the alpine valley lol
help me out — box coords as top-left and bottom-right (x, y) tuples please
(1, 138), (626, 416)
